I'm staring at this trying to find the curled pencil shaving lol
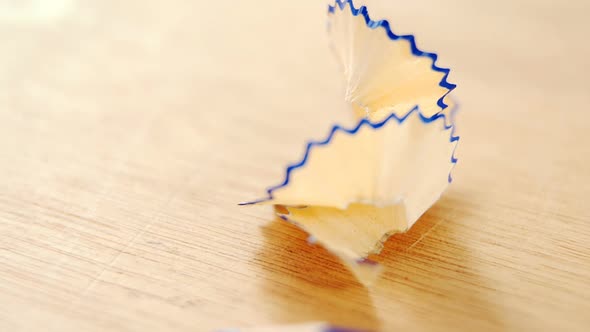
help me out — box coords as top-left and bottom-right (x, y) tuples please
(241, 0), (458, 285)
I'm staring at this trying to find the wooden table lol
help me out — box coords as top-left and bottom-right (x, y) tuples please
(1, 0), (589, 331)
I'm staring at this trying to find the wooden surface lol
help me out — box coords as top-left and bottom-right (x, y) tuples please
(1, 0), (589, 331)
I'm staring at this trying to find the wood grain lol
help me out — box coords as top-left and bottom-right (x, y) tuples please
(1, 0), (589, 331)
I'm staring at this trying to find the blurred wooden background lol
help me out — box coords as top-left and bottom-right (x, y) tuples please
(1, 0), (589, 331)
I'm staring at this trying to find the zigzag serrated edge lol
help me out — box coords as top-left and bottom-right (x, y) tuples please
(240, 0), (460, 206)
(328, 0), (456, 110)
(239, 105), (459, 205)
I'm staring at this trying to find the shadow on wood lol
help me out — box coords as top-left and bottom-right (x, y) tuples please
(253, 192), (506, 330)
(255, 216), (380, 330)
